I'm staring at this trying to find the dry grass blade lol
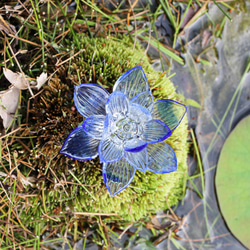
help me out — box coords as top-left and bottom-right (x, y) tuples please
(0, 15), (16, 35)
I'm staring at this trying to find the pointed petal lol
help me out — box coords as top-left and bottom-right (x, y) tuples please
(105, 91), (129, 118)
(130, 91), (154, 113)
(98, 136), (124, 163)
(152, 100), (187, 131)
(124, 138), (147, 153)
(74, 84), (109, 118)
(60, 126), (99, 160)
(113, 66), (149, 100)
(129, 103), (152, 124)
(147, 142), (177, 174)
(141, 119), (172, 143)
(125, 148), (148, 173)
(103, 158), (136, 197)
(82, 115), (105, 139)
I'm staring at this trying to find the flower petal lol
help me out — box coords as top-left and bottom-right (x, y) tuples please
(74, 84), (109, 118)
(103, 157), (136, 197)
(98, 136), (124, 163)
(147, 142), (177, 174)
(125, 148), (148, 173)
(105, 91), (129, 118)
(130, 91), (154, 113)
(152, 100), (187, 131)
(129, 103), (152, 124)
(124, 138), (147, 153)
(82, 115), (105, 139)
(141, 119), (172, 143)
(113, 66), (149, 100)
(60, 126), (99, 160)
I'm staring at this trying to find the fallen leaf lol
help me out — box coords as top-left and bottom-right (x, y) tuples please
(53, 206), (61, 215)
(146, 222), (154, 229)
(0, 86), (20, 128)
(202, 30), (212, 48)
(180, 3), (200, 30)
(151, 216), (161, 227)
(216, 115), (250, 248)
(36, 72), (48, 90)
(5, 4), (23, 14)
(3, 68), (29, 89)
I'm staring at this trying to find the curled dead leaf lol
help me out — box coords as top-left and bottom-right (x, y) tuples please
(3, 68), (29, 89)
(0, 86), (20, 129)
(35, 72), (48, 90)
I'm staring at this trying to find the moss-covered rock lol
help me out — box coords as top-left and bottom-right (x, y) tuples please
(20, 35), (188, 222)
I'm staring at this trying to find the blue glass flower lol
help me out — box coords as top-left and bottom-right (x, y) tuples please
(60, 66), (187, 197)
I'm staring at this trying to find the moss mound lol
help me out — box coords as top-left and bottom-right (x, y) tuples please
(18, 35), (188, 222)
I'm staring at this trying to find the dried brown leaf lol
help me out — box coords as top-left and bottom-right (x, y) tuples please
(151, 216), (161, 227)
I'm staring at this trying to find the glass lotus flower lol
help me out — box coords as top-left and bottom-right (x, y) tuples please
(60, 66), (187, 197)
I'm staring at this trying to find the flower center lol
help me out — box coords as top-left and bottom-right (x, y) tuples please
(114, 117), (140, 141)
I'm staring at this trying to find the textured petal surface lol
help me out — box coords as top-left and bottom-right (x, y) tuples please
(125, 148), (148, 173)
(106, 91), (129, 118)
(60, 126), (99, 160)
(152, 100), (187, 131)
(113, 66), (149, 100)
(129, 103), (152, 124)
(74, 84), (109, 118)
(131, 91), (154, 113)
(141, 119), (172, 143)
(103, 158), (136, 197)
(124, 138), (147, 153)
(99, 137), (124, 163)
(82, 115), (105, 139)
(147, 142), (177, 173)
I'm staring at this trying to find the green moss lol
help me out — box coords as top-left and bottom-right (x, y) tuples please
(17, 35), (188, 224)
(63, 35), (188, 221)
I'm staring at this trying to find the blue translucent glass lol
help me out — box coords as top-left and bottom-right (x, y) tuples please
(147, 142), (177, 174)
(61, 67), (187, 197)
(152, 99), (187, 131)
(99, 136), (124, 163)
(82, 115), (105, 139)
(131, 91), (154, 113)
(104, 101), (150, 154)
(124, 148), (148, 173)
(60, 126), (99, 160)
(74, 84), (110, 118)
(141, 119), (172, 143)
(124, 138), (147, 152)
(105, 91), (129, 118)
(113, 66), (149, 100)
(103, 157), (136, 197)
(129, 103), (152, 124)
